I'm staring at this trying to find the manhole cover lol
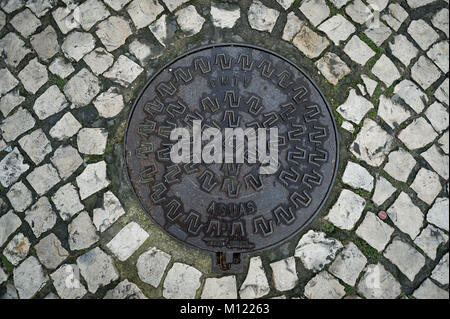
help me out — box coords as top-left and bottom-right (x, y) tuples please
(125, 44), (339, 273)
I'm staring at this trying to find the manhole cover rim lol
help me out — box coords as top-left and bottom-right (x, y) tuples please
(123, 42), (340, 257)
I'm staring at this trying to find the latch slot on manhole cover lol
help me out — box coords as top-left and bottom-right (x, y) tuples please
(125, 44), (339, 273)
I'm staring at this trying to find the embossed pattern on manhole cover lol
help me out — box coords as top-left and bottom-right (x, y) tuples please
(125, 44), (339, 273)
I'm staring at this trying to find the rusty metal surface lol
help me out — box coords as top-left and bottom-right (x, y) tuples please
(124, 44), (339, 272)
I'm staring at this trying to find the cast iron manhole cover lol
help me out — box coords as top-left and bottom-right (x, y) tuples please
(125, 44), (339, 273)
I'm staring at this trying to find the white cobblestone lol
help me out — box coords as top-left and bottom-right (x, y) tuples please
(127, 0), (163, 29)
(408, 19), (439, 50)
(93, 191), (125, 232)
(49, 58), (75, 79)
(319, 14), (355, 45)
(378, 95), (412, 129)
(304, 271), (345, 299)
(24, 197), (57, 238)
(13, 256), (48, 299)
(394, 80), (428, 113)
(163, 262), (202, 299)
(372, 175), (395, 206)
(270, 257), (298, 292)
(201, 276), (238, 299)
(384, 238), (426, 281)
(389, 35), (418, 67)
(248, 0), (279, 33)
(414, 225), (448, 260)
(371, 54), (400, 87)
(384, 149), (416, 183)
(387, 192), (423, 240)
(68, 211), (99, 251)
(344, 35), (375, 65)
(0, 147), (29, 187)
(137, 247), (171, 288)
(411, 56), (442, 90)
(35, 233), (68, 270)
(62, 31), (96, 62)
(6, 181), (32, 213)
(357, 263), (401, 299)
(431, 253), (449, 285)
(18, 58), (48, 94)
(103, 55), (144, 87)
(356, 212), (394, 252)
(239, 256), (270, 299)
(26, 164), (61, 196)
(342, 162), (373, 192)
(10, 8), (41, 37)
(413, 279), (449, 299)
(104, 279), (147, 299)
(0, 33), (31, 68)
(421, 145), (449, 180)
(51, 183), (84, 221)
(175, 5), (205, 36)
(425, 101), (449, 134)
(33, 85), (69, 120)
(411, 168), (442, 205)
(211, 2), (240, 29)
(106, 222), (149, 261)
(329, 242), (367, 286)
(93, 88), (125, 118)
(30, 26), (59, 62)
(337, 89), (373, 125)
(427, 198), (449, 231)
(427, 41), (449, 74)
(315, 53), (350, 85)
(76, 161), (110, 200)
(398, 117), (438, 150)
(50, 264), (87, 299)
(64, 68), (100, 107)
(83, 48), (114, 76)
(0, 90), (24, 117)
(325, 189), (366, 230)
(77, 128), (108, 155)
(96, 16), (132, 52)
(0, 211), (22, 248)
(49, 112), (82, 140)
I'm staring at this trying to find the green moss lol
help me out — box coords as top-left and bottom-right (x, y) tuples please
(293, 0), (301, 8)
(1, 254), (14, 273)
(53, 76), (67, 91)
(353, 238), (381, 264)
(322, 221), (335, 234)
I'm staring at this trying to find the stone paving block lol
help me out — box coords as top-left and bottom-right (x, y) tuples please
(350, 119), (393, 167)
(408, 19), (439, 51)
(387, 192), (424, 240)
(315, 52), (350, 85)
(248, 0), (279, 33)
(432, 8), (449, 37)
(26, 163), (61, 196)
(371, 175), (396, 206)
(304, 271), (345, 299)
(383, 149), (416, 183)
(77, 128), (108, 155)
(414, 225), (448, 260)
(77, 247), (119, 293)
(344, 35), (375, 65)
(294, 230), (343, 272)
(106, 222), (149, 261)
(175, 5), (206, 36)
(93, 88), (125, 118)
(382, 3), (408, 31)
(293, 24), (329, 59)
(13, 256), (48, 299)
(0, 68), (19, 97)
(103, 55), (144, 87)
(49, 112), (82, 140)
(326, 189), (366, 230)
(127, 0), (163, 29)
(68, 211), (99, 251)
(384, 238), (426, 282)
(356, 212), (394, 252)
(30, 26), (59, 61)
(398, 117), (438, 150)
(49, 58), (75, 79)
(411, 56), (442, 90)
(163, 262), (202, 299)
(10, 8), (41, 37)
(378, 95), (412, 130)
(104, 279), (147, 299)
(394, 79), (428, 113)
(371, 54), (400, 87)
(319, 14), (355, 45)
(18, 58), (48, 94)
(427, 41), (449, 73)
(52, 6), (80, 35)
(93, 191), (126, 232)
(83, 48), (114, 76)
(51, 264), (87, 299)
(0, 211), (22, 248)
(96, 16), (132, 52)
(427, 198), (449, 232)
(51, 183), (84, 221)
(201, 276), (238, 299)
(137, 247), (171, 288)
(282, 12), (303, 42)
(431, 253), (449, 285)
(26, 0), (55, 17)
(421, 145), (449, 180)
(64, 68), (100, 107)
(24, 197), (57, 238)
(300, 0), (330, 27)
(19, 129), (52, 165)
(3, 233), (30, 266)
(0, 147), (29, 187)
(438, 132), (449, 154)
(389, 35), (419, 67)
(6, 181), (32, 213)
(210, 1), (240, 29)
(329, 242), (367, 286)
(337, 89), (374, 125)
(270, 257), (298, 292)
(33, 85), (69, 120)
(35, 233), (68, 270)
(77, 0), (110, 31)
(364, 22), (391, 46)
(425, 101), (449, 134)
(149, 14), (178, 47)
(413, 279), (449, 299)
(357, 263), (401, 299)
(62, 31), (96, 62)
(411, 168), (442, 205)
(342, 161), (374, 192)
(0, 33), (31, 68)
(345, 0), (371, 24)
(239, 256), (270, 299)
(76, 161), (110, 200)
(0, 90), (25, 117)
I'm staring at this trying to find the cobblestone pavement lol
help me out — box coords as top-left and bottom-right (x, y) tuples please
(0, 0), (448, 299)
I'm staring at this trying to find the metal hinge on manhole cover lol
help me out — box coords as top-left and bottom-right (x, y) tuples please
(124, 44), (339, 273)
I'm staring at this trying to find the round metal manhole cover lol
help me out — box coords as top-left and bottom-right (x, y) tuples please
(125, 44), (339, 272)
